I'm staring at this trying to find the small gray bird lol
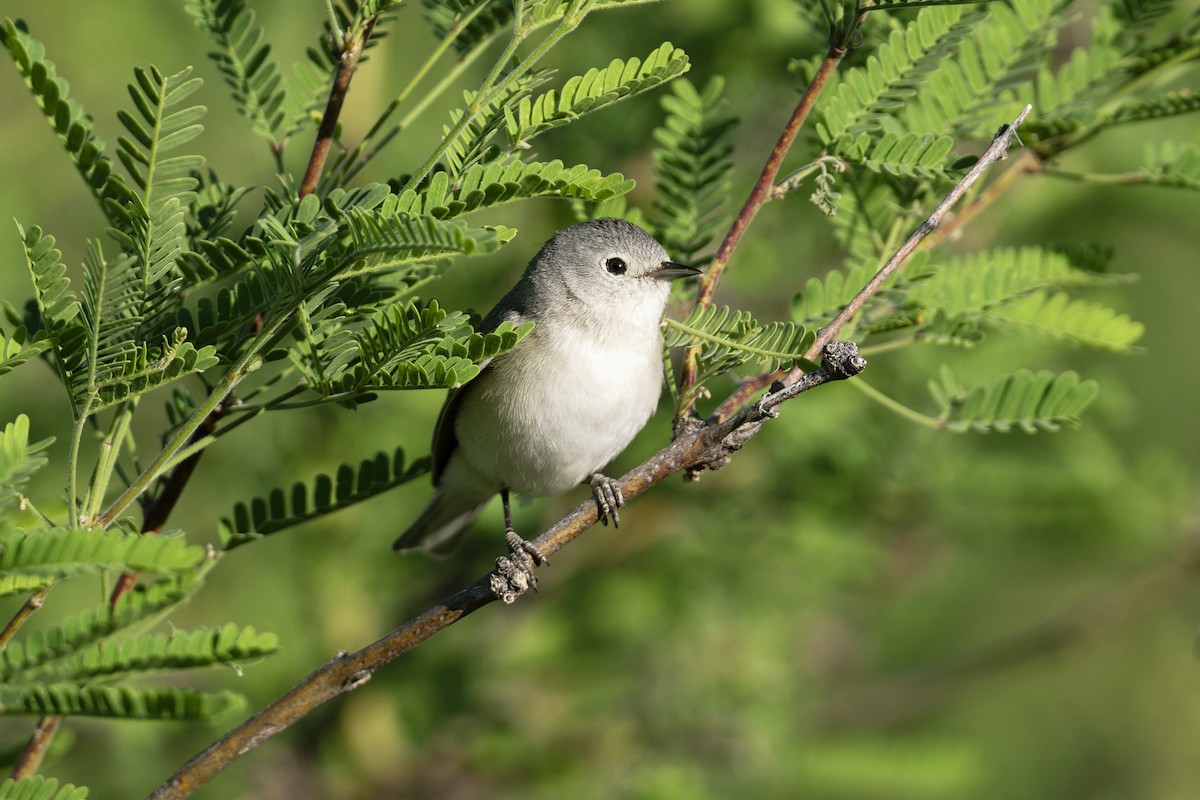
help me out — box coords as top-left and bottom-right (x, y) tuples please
(393, 218), (699, 555)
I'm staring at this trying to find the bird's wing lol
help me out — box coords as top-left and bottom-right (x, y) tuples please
(431, 305), (528, 486)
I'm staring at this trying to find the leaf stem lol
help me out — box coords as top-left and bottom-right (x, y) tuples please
(663, 317), (813, 362)
(1040, 167), (1155, 186)
(848, 377), (938, 427)
(344, 42), (494, 185)
(0, 586), (52, 652)
(66, 394), (96, 526)
(82, 404), (134, 524)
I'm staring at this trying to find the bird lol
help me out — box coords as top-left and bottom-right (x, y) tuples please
(393, 217), (699, 560)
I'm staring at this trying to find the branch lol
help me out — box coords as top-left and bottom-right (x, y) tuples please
(678, 45), (849, 409)
(298, 17), (378, 198)
(8, 715), (61, 780)
(147, 343), (865, 799)
(0, 586), (51, 652)
(712, 105), (1035, 421)
(694, 50), (847, 306)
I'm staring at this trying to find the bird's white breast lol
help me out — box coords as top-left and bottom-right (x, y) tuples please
(454, 303), (666, 497)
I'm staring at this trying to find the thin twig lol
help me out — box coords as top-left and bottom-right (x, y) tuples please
(813, 108), (1032, 355)
(0, 586), (51, 652)
(8, 715), (62, 779)
(299, 17), (378, 199)
(919, 148), (1040, 252)
(694, 52), (847, 306)
(678, 47), (848, 409)
(712, 106), (1035, 422)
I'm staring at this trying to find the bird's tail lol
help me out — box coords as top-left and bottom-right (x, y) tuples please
(392, 491), (490, 555)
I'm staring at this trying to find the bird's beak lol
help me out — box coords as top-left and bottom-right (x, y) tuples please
(652, 261), (702, 281)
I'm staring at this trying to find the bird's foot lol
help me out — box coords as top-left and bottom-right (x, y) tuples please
(588, 473), (624, 527)
(490, 530), (548, 604)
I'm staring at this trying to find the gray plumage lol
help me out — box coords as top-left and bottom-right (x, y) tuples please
(393, 218), (698, 554)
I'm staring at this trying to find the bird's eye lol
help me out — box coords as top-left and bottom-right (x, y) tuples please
(605, 257), (627, 275)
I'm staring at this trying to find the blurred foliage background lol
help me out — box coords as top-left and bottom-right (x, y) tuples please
(2, 0), (1199, 798)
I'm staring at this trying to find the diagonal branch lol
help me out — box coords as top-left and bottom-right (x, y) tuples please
(712, 106), (1034, 421)
(148, 104), (1034, 800)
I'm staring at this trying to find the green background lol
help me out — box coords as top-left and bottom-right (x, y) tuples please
(2, 1), (1199, 797)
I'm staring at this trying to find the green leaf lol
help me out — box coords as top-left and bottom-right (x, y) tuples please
(826, 177), (904, 267)
(111, 65), (206, 294)
(18, 224), (81, 340)
(650, 76), (737, 263)
(185, 0), (294, 147)
(220, 447), (430, 549)
(0, 527), (206, 597)
(391, 160), (636, 219)
(832, 130), (960, 180)
(793, 262), (876, 329)
(3, 623), (279, 685)
(0, 684), (244, 720)
(664, 305), (816, 384)
(0, 325), (54, 377)
(1137, 142), (1200, 190)
(982, 291), (1145, 351)
(422, 0), (513, 54)
(0, 776), (88, 800)
(928, 366), (1101, 433)
(0, 415), (53, 515)
(903, 0), (1060, 138)
(909, 246), (1127, 317)
(505, 42), (691, 146)
(1107, 90), (1200, 127)
(442, 72), (553, 177)
(816, 5), (985, 143)
(332, 208), (516, 280)
(1109, 0), (1174, 43)
(295, 300), (534, 397)
(0, 575), (202, 681)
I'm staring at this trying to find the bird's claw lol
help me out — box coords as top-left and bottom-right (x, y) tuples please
(490, 530), (548, 604)
(588, 473), (624, 527)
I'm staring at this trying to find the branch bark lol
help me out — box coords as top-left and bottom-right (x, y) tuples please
(8, 715), (61, 780)
(299, 17), (378, 199)
(149, 103), (1034, 800)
